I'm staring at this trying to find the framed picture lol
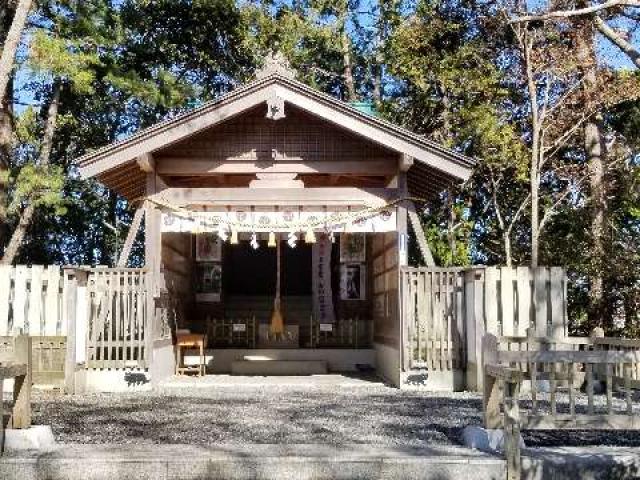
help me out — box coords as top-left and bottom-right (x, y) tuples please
(340, 263), (366, 300)
(196, 233), (222, 262)
(195, 263), (222, 302)
(340, 233), (366, 263)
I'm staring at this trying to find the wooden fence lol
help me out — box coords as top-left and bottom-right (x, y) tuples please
(85, 268), (150, 369)
(483, 333), (640, 480)
(0, 336), (66, 387)
(400, 266), (568, 388)
(0, 265), (66, 336)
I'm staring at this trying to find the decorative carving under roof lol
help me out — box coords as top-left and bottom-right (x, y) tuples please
(256, 52), (296, 80)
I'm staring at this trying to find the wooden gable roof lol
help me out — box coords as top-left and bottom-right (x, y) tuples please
(76, 72), (475, 201)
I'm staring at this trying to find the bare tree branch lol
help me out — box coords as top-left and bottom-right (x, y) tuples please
(594, 15), (640, 68)
(510, 0), (640, 23)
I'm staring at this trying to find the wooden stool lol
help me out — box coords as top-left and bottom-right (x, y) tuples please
(175, 333), (206, 376)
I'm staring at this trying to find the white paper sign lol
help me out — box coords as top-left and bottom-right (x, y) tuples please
(319, 323), (333, 332)
(232, 323), (246, 332)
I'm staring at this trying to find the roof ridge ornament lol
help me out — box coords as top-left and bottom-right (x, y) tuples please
(256, 52), (296, 80)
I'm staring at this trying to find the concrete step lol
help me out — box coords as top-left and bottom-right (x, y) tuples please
(231, 360), (328, 375)
(0, 443), (506, 480)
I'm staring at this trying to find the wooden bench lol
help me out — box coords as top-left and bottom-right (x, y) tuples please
(0, 335), (32, 451)
(483, 332), (640, 480)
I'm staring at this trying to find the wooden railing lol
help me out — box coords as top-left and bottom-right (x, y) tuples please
(309, 317), (372, 348)
(85, 268), (149, 369)
(205, 317), (257, 348)
(483, 332), (640, 480)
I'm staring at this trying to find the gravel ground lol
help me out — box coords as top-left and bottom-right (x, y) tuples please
(30, 380), (640, 448)
(32, 384), (483, 446)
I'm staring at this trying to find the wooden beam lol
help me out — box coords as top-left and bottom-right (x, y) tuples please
(154, 187), (397, 207)
(407, 200), (436, 266)
(156, 159), (396, 176)
(136, 153), (155, 173)
(399, 154), (414, 172)
(117, 206), (146, 267)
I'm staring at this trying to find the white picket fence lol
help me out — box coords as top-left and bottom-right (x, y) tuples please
(0, 265), (68, 336)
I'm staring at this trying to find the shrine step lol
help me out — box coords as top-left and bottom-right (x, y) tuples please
(231, 359), (328, 376)
(0, 444), (507, 480)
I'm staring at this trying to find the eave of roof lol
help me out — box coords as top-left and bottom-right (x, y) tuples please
(76, 73), (476, 183)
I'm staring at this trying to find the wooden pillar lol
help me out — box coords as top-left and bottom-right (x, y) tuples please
(11, 335), (32, 429)
(465, 269), (486, 391)
(396, 171), (409, 378)
(482, 333), (501, 429)
(145, 174), (163, 362)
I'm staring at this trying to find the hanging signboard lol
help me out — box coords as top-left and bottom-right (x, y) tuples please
(312, 234), (336, 324)
(340, 263), (366, 301)
(195, 233), (222, 262)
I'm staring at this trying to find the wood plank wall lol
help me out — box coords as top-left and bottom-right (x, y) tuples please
(370, 232), (400, 347)
(160, 232), (195, 330)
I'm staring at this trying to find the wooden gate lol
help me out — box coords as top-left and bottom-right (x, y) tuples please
(85, 268), (149, 369)
(401, 268), (466, 371)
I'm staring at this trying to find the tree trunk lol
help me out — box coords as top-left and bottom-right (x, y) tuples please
(0, 2), (16, 248)
(585, 118), (606, 327)
(0, 81), (61, 265)
(0, 0), (33, 106)
(530, 137), (540, 268)
(338, 10), (357, 102)
(576, 14), (608, 328)
(523, 32), (541, 268)
(503, 232), (513, 268)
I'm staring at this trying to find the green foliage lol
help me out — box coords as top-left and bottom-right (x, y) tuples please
(1, 0), (638, 332)
(28, 30), (100, 94)
(9, 164), (67, 214)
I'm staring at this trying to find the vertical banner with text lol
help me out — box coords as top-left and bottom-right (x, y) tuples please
(312, 234), (336, 324)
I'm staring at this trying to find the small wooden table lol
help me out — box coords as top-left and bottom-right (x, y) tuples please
(175, 333), (206, 376)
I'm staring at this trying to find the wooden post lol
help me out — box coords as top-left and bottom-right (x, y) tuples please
(11, 335), (32, 429)
(504, 379), (521, 480)
(482, 333), (501, 428)
(63, 268), (87, 394)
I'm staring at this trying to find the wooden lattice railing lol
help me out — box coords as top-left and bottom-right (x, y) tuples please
(483, 332), (640, 480)
(205, 317), (257, 348)
(309, 317), (372, 348)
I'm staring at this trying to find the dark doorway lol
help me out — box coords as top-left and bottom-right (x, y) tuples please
(282, 241), (312, 296)
(223, 241), (276, 295)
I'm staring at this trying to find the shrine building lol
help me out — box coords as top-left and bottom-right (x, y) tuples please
(76, 55), (474, 386)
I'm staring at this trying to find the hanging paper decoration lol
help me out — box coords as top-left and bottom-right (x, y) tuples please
(268, 232), (277, 248)
(250, 233), (259, 249)
(287, 232), (297, 248)
(304, 228), (316, 244)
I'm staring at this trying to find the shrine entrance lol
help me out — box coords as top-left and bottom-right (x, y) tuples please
(223, 240), (312, 297)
